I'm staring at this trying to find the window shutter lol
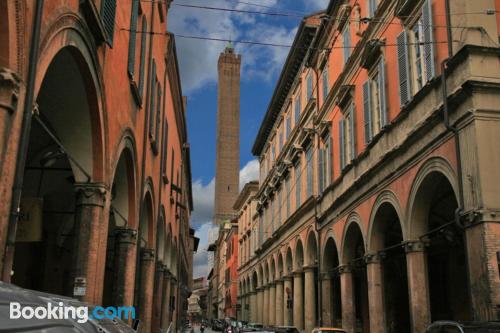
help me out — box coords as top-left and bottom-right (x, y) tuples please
(155, 84), (162, 144)
(127, 0), (139, 77)
(339, 120), (345, 169)
(368, 0), (376, 17)
(327, 136), (333, 184)
(343, 24), (351, 64)
(422, 0), (435, 81)
(138, 17), (148, 99)
(397, 30), (411, 106)
(349, 105), (356, 161)
(162, 121), (169, 178)
(378, 58), (388, 127)
(322, 69), (329, 103)
(149, 62), (157, 137)
(318, 149), (324, 193)
(101, 0), (117, 45)
(363, 80), (372, 144)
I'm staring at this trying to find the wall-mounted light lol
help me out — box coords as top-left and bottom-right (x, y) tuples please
(39, 149), (65, 167)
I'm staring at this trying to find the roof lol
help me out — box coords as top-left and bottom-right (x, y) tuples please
(233, 181), (259, 210)
(251, 13), (322, 156)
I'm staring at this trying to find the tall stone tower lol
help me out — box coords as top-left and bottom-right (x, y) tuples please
(214, 44), (241, 225)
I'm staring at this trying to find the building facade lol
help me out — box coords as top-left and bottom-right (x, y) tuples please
(235, 181), (259, 321)
(239, 1), (500, 333)
(0, 1), (195, 332)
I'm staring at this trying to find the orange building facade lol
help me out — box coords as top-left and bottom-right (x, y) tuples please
(239, 0), (500, 332)
(0, 1), (194, 332)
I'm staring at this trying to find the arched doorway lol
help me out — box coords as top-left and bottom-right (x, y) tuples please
(305, 232), (318, 332)
(343, 222), (369, 333)
(103, 147), (135, 306)
(322, 236), (342, 327)
(369, 200), (410, 332)
(11, 47), (101, 297)
(285, 247), (293, 326)
(293, 240), (304, 330)
(410, 170), (471, 321)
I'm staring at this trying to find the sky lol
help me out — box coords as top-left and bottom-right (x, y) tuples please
(168, 0), (329, 278)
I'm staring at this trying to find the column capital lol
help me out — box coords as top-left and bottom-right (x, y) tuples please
(256, 287), (263, 292)
(141, 248), (155, 261)
(292, 270), (303, 276)
(303, 265), (317, 272)
(0, 67), (21, 114)
(320, 271), (335, 280)
(268, 281), (276, 287)
(249, 290), (257, 295)
(283, 274), (293, 281)
(364, 252), (384, 264)
(404, 240), (427, 253)
(338, 264), (352, 274)
(156, 262), (165, 271)
(276, 277), (285, 283)
(114, 228), (137, 245)
(74, 182), (107, 207)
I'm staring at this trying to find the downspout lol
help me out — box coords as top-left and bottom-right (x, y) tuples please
(3, 0), (44, 281)
(314, 65), (322, 328)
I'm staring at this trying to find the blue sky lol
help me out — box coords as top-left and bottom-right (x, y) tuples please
(168, 0), (329, 277)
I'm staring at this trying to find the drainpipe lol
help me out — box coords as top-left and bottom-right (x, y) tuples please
(314, 65), (322, 328)
(3, 0), (44, 281)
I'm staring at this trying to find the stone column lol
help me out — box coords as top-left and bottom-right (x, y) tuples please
(259, 287), (265, 323)
(321, 272), (333, 327)
(293, 271), (304, 330)
(339, 265), (355, 333)
(73, 183), (107, 304)
(138, 248), (155, 333)
(250, 291), (257, 322)
(365, 253), (385, 333)
(269, 282), (276, 325)
(275, 279), (284, 326)
(405, 241), (430, 333)
(160, 269), (171, 330)
(283, 276), (293, 326)
(304, 267), (316, 333)
(151, 263), (165, 333)
(112, 228), (137, 312)
(263, 285), (269, 325)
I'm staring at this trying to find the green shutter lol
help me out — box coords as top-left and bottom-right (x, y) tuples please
(378, 58), (388, 127)
(318, 148), (324, 193)
(138, 17), (147, 99)
(363, 80), (372, 144)
(127, 0), (139, 77)
(422, 0), (435, 81)
(101, 0), (117, 46)
(149, 62), (156, 137)
(397, 30), (411, 106)
(155, 84), (162, 144)
(339, 120), (345, 169)
(349, 104), (356, 161)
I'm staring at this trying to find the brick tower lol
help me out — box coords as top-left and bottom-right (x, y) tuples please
(214, 43), (241, 225)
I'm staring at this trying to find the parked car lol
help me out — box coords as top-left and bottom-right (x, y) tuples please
(426, 321), (500, 332)
(0, 281), (136, 332)
(311, 328), (347, 333)
(271, 326), (301, 333)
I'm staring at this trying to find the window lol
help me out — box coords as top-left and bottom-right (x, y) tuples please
(397, 0), (435, 106)
(127, 0), (139, 77)
(277, 190), (282, 225)
(155, 82), (162, 146)
(295, 161), (302, 209)
(161, 120), (169, 183)
(271, 145), (275, 164)
(322, 68), (329, 103)
(294, 92), (301, 125)
(363, 57), (388, 144)
(101, 0), (117, 45)
(170, 148), (175, 194)
(148, 61), (157, 141)
(285, 175), (290, 219)
(307, 73), (313, 100)
(270, 198), (275, 234)
(367, 0), (378, 18)
(286, 114), (291, 139)
(306, 146), (313, 198)
(340, 102), (356, 169)
(279, 130), (284, 151)
(318, 135), (332, 193)
(343, 23), (351, 65)
(138, 16), (148, 99)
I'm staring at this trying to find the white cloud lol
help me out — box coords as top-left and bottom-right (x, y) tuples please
(191, 159), (260, 277)
(168, 1), (297, 93)
(239, 159), (259, 189)
(303, 0), (329, 11)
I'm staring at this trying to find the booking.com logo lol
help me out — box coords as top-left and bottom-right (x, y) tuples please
(10, 302), (136, 323)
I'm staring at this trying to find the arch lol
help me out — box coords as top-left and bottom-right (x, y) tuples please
(35, 14), (106, 182)
(367, 190), (405, 252)
(321, 235), (342, 326)
(285, 247), (293, 275)
(407, 157), (458, 239)
(340, 212), (365, 264)
(156, 208), (166, 263)
(262, 261), (269, 285)
(277, 252), (284, 278)
(164, 224), (172, 270)
(294, 238), (304, 271)
(170, 237), (178, 277)
(305, 230), (318, 266)
(252, 270), (259, 291)
(139, 191), (154, 248)
(257, 265), (263, 287)
(269, 257), (276, 283)
(322, 235), (340, 271)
